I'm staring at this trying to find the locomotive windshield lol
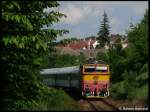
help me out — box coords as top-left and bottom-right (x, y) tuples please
(84, 65), (108, 73)
(96, 66), (108, 72)
(84, 66), (95, 72)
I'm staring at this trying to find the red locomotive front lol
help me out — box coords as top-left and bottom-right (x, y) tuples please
(81, 64), (110, 98)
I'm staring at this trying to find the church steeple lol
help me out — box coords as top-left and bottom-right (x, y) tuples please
(129, 17), (134, 29)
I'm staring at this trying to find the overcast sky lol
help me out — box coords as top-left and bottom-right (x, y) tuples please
(44, 1), (148, 41)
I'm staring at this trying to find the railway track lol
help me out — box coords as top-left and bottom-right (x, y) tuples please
(88, 101), (99, 111)
(80, 99), (120, 111)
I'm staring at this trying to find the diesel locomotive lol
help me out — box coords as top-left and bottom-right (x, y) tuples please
(80, 58), (110, 98)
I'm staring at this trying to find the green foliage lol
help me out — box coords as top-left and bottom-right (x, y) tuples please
(135, 64), (148, 87)
(111, 69), (146, 101)
(48, 53), (85, 68)
(58, 38), (79, 45)
(7, 85), (79, 111)
(1, 1), (69, 111)
(30, 87), (79, 111)
(96, 52), (109, 63)
(139, 63), (148, 74)
(132, 84), (148, 102)
(44, 88), (79, 111)
(85, 35), (97, 40)
(110, 81), (127, 100)
(125, 9), (148, 70)
(107, 47), (125, 82)
(111, 78), (148, 102)
(109, 9), (148, 102)
(97, 11), (110, 45)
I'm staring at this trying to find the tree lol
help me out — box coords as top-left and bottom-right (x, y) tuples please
(97, 11), (110, 47)
(110, 9), (148, 102)
(125, 9), (148, 71)
(85, 35), (97, 40)
(1, 1), (68, 110)
(59, 38), (79, 45)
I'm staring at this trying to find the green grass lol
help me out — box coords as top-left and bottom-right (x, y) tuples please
(130, 84), (148, 102)
(45, 88), (79, 111)
(110, 80), (148, 103)
(22, 87), (80, 111)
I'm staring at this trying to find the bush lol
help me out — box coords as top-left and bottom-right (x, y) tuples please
(45, 88), (79, 111)
(139, 64), (148, 74)
(126, 84), (148, 102)
(110, 81), (127, 100)
(109, 10), (148, 103)
(111, 69), (148, 102)
(48, 53), (85, 68)
(97, 52), (109, 62)
(5, 81), (79, 111)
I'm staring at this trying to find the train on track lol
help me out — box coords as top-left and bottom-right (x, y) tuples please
(40, 57), (110, 99)
(80, 57), (110, 98)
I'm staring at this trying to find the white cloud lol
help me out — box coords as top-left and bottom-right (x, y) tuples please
(131, 1), (148, 15)
(58, 1), (114, 24)
(44, 1), (148, 25)
(44, 1), (122, 25)
(59, 4), (92, 24)
(118, 30), (126, 35)
(43, 3), (91, 24)
(43, 7), (59, 13)
(109, 16), (120, 34)
(44, 1), (148, 39)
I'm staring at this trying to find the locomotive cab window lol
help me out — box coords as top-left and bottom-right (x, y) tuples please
(95, 66), (108, 72)
(83, 65), (109, 73)
(84, 66), (95, 72)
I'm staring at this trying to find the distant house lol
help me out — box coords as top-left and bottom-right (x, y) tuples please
(104, 44), (109, 50)
(54, 34), (128, 58)
(103, 34), (128, 49)
(121, 37), (128, 48)
(55, 39), (100, 58)
(66, 39), (99, 50)
(55, 46), (80, 56)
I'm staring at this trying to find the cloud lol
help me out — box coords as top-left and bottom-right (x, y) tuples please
(59, 4), (92, 24)
(44, 1), (124, 25)
(58, 1), (114, 24)
(43, 7), (59, 13)
(43, 3), (93, 24)
(44, 1), (148, 39)
(109, 17), (120, 34)
(131, 1), (148, 15)
(44, 1), (148, 24)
